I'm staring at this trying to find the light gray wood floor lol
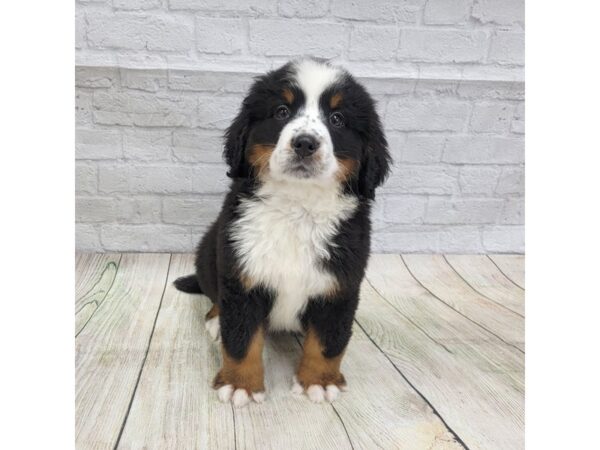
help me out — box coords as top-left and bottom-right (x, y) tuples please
(75, 253), (525, 450)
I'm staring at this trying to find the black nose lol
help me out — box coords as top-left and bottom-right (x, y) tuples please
(292, 134), (319, 158)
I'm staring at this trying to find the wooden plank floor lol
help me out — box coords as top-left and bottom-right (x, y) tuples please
(75, 253), (525, 450)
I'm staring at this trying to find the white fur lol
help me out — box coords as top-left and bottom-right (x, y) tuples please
(232, 389), (250, 408)
(270, 59), (343, 183)
(204, 316), (221, 342)
(217, 384), (234, 402)
(230, 176), (357, 331)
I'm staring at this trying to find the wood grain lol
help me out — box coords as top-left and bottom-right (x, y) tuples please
(488, 255), (525, 289)
(361, 254), (524, 450)
(402, 254), (524, 351)
(117, 254), (234, 450)
(75, 253), (171, 450)
(75, 253), (121, 335)
(445, 255), (524, 316)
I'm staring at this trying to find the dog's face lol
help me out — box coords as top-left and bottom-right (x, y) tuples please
(224, 59), (390, 199)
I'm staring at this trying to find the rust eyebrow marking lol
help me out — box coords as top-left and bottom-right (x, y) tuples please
(330, 92), (343, 109)
(282, 89), (294, 104)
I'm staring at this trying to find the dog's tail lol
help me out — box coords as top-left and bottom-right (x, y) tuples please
(173, 274), (203, 294)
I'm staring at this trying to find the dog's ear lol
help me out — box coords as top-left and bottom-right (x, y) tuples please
(223, 100), (251, 179)
(358, 112), (392, 199)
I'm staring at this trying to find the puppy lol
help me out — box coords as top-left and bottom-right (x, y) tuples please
(175, 58), (391, 407)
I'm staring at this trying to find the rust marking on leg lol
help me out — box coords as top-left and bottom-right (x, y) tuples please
(214, 326), (265, 393)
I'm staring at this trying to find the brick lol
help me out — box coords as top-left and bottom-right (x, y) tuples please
(249, 20), (346, 58)
(385, 134), (405, 162)
(438, 226), (484, 253)
(443, 136), (524, 164)
(457, 81), (524, 100)
(470, 102), (514, 133)
(100, 224), (192, 252)
(472, 0), (524, 26)
(511, 102), (525, 134)
(382, 196), (427, 223)
(93, 91), (197, 127)
(197, 94), (242, 129)
(76, 11), (86, 49)
(398, 30), (489, 63)
(500, 198), (524, 225)
(385, 165), (459, 195)
(279, 0), (329, 17)
(426, 198), (504, 224)
(76, 224), (102, 251)
(459, 166), (502, 195)
(162, 197), (224, 225)
(76, 196), (162, 223)
(423, 0), (470, 24)
(120, 68), (168, 92)
(489, 32), (525, 65)
(76, 128), (122, 160)
(496, 167), (524, 195)
(414, 79), (459, 97)
(372, 228), (441, 253)
(196, 18), (245, 54)
(76, 163), (97, 194)
(76, 67), (118, 89)
(348, 25), (400, 61)
(192, 164), (231, 194)
(386, 99), (470, 131)
(123, 129), (172, 161)
(87, 12), (193, 51)
(173, 130), (224, 163)
(76, 197), (115, 223)
(168, 70), (253, 93)
(331, 0), (421, 23)
(169, 0), (277, 13)
(98, 165), (194, 194)
(482, 226), (524, 253)
(76, 90), (93, 125)
(113, 0), (161, 9)
(358, 77), (414, 96)
(402, 135), (445, 163)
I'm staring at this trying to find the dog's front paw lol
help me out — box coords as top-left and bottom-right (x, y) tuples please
(213, 370), (265, 408)
(216, 384), (266, 407)
(291, 375), (348, 403)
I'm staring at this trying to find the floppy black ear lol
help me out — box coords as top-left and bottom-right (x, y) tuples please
(358, 113), (392, 199)
(223, 101), (251, 179)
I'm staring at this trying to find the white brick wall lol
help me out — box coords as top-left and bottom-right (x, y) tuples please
(75, 0), (524, 253)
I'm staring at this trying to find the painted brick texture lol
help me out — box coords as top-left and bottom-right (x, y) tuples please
(75, 0), (524, 253)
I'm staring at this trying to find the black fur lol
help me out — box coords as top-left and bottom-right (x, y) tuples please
(175, 59), (391, 362)
(173, 274), (203, 294)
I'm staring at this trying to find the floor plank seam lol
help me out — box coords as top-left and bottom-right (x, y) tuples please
(75, 254), (123, 338)
(486, 255), (525, 290)
(353, 319), (470, 450)
(363, 276), (454, 354)
(442, 255), (524, 318)
(112, 253), (173, 450)
(292, 335), (355, 450)
(399, 255), (525, 355)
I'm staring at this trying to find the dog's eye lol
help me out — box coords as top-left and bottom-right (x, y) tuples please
(329, 112), (345, 128)
(274, 105), (290, 120)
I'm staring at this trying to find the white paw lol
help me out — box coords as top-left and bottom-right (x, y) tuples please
(290, 376), (343, 403)
(217, 384), (233, 402)
(216, 384), (265, 407)
(205, 317), (221, 342)
(232, 389), (250, 408)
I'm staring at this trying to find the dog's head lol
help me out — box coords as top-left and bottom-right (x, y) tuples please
(223, 58), (391, 199)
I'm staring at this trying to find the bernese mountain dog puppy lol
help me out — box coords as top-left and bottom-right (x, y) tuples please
(174, 58), (391, 407)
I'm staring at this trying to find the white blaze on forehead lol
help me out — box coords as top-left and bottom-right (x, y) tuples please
(293, 59), (342, 114)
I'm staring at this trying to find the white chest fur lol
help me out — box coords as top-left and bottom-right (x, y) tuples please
(230, 178), (358, 331)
